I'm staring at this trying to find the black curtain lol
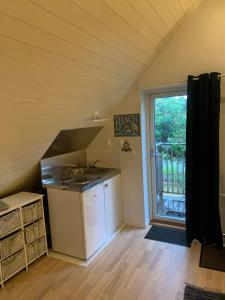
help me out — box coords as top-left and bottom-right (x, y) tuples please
(186, 72), (223, 248)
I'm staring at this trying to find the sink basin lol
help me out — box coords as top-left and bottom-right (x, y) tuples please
(74, 174), (100, 184)
(62, 179), (91, 185)
(56, 174), (100, 186)
(85, 168), (110, 174)
(73, 178), (92, 184)
(42, 166), (112, 188)
(70, 167), (110, 175)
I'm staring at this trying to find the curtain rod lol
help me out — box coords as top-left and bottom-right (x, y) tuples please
(139, 73), (225, 90)
(193, 73), (225, 79)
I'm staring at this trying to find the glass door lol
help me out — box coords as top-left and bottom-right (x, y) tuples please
(150, 92), (187, 224)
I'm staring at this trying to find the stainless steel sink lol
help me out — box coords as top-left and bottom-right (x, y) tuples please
(70, 167), (109, 176)
(42, 166), (112, 188)
(57, 174), (100, 185)
(85, 168), (110, 175)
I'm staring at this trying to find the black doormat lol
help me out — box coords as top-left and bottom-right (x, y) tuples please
(184, 284), (225, 299)
(144, 225), (188, 247)
(200, 245), (225, 272)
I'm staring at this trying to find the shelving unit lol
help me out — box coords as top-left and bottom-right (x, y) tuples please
(0, 192), (48, 287)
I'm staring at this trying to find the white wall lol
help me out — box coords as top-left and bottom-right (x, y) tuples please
(88, 97), (146, 227)
(0, 1), (201, 198)
(89, 0), (225, 230)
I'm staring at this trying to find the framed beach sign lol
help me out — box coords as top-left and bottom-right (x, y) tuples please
(113, 113), (140, 137)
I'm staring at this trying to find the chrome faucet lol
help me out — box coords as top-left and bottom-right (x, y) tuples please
(88, 160), (101, 168)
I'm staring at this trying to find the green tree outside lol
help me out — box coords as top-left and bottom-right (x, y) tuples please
(155, 96), (187, 158)
(155, 96), (187, 144)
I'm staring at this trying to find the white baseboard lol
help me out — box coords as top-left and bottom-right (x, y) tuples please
(109, 223), (126, 240)
(125, 222), (146, 228)
(48, 250), (92, 267)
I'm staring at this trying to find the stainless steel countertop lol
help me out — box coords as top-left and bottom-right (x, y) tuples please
(41, 166), (121, 192)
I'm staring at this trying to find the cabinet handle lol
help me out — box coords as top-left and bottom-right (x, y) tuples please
(92, 194), (97, 198)
(104, 183), (108, 188)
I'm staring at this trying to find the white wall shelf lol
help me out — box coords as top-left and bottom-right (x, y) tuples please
(0, 192), (48, 287)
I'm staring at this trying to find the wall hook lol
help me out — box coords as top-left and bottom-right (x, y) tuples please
(121, 140), (132, 152)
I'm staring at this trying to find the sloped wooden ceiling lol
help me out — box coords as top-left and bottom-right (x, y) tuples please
(0, 0), (202, 195)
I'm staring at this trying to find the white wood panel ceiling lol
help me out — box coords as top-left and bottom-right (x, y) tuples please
(0, 0), (202, 195)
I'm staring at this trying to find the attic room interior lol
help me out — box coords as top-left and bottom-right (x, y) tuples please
(2, 0), (225, 299)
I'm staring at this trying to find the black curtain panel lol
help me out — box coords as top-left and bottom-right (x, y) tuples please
(186, 72), (223, 248)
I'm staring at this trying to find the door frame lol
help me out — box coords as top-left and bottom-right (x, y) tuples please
(146, 88), (187, 225)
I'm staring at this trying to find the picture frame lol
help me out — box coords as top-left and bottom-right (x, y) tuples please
(113, 113), (140, 137)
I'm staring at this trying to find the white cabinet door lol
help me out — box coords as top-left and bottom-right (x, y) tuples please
(47, 188), (84, 258)
(82, 184), (107, 259)
(104, 174), (122, 238)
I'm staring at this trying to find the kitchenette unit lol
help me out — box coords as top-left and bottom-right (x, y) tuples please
(40, 127), (124, 261)
(44, 167), (123, 260)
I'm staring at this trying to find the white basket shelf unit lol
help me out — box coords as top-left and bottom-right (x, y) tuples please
(0, 192), (48, 287)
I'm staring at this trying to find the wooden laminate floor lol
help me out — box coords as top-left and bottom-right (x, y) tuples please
(1, 226), (225, 300)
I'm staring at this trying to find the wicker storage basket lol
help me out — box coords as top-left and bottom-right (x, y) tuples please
(24, 220), (45, 244)
(26, 236), (46, 264)
(0, 210), (21, 238)
(22, 201), (42, 225)
(1, 249), (25, 280)
(0, 231), (24, 260)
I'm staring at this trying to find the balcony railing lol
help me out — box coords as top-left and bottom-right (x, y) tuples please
(155, 143), (186, 195)
(155, 143), (186, 219)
